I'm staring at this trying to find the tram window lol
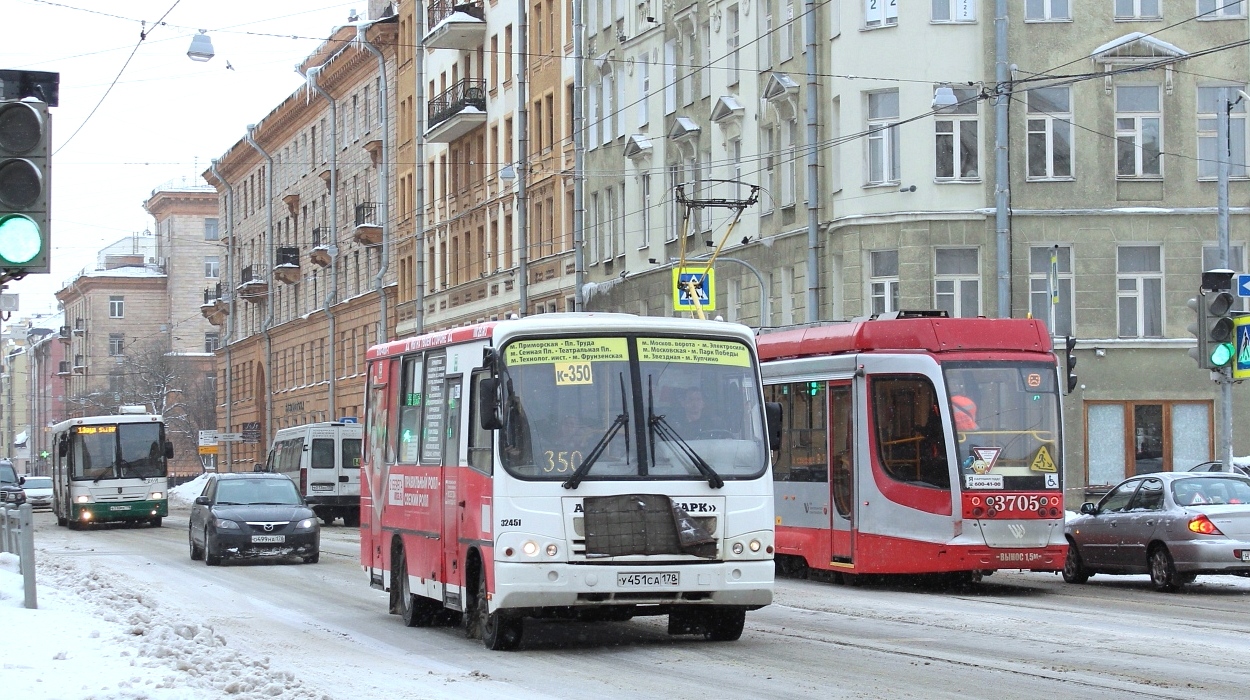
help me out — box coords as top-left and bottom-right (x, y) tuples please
(829, 384), (854, 518)
(396, 355), (424, 463)
(871, 375), (951, 490)
(764, 382), (828, 483)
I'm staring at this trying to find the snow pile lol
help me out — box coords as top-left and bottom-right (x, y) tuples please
(169, 473), (211, 507)
(0, 553), (330, 699)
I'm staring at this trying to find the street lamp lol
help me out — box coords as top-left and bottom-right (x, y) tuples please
(931, 85), (959, 110)
(187, 30), (215, 62)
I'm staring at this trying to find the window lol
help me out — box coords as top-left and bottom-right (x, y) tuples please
(759, 0), (773, 69)
(109, 333), (124, 356)
(1115, 85), (1162, 178)
(932, 0), (975, 22)
(640, 173), (652, 248)
(872, 375), (950, 490)
(1027, 86), (1073, 179)
(867, 90), (900, 185)
(664, 40), (676, 115)
(1029, 245), (1074, 336)
(1086, 401), (1210, 485)
(205, 333), (219, 352)
(1025, 0), (1069, 20)
(109, 295), (124, 318)
(782, 119), (797, 205)
(763, 381), (829, 483)
(1115, 0), (1160, 19)
(1197, 85), (1247, 179)
(1116, 245), (1163, 337)
(204, 256), (219, 278)
(935, 87), (979, 180)
(763, 125), (777, 211)
(934, 248), (980, 317)
(727, 5), (740, 86)
(638, 55), (650, 127)
(869, 250), (900, 315)
(780, 3), (794, 62)
(1198, 0), (1244, 18)
(204, 218), (219, 241)
(865, 0), (898, 27)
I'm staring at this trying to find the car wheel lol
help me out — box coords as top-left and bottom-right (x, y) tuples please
(472, 566), (522, 650)
(303, 551), (320, 564)
(204, 529), (223, 566)
(1062, 541), (1089, 584)
(1149, 546), (1181, 592)
(703, 608), (747, 642)
(189, 528), (204, 561)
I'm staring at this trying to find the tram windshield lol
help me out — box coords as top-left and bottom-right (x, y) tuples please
(496, 335), (768, 482)
(70, 423), (168, 481)
(943, 362), (1062, 491)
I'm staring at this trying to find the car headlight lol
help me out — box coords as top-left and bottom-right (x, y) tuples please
(295, 518), (316, 530)
(149, 491), (164, 500)
(213, 518), (240, 530)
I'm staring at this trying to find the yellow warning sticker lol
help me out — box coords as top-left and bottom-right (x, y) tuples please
(504, 338), (629, 366)
(637, 337), (751, 367)
(1030, 444), (1058, 473)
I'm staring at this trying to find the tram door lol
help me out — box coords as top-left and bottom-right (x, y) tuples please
(829, 382), (855, 562)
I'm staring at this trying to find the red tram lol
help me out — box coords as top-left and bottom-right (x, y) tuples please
(757, 313), (1067, 581)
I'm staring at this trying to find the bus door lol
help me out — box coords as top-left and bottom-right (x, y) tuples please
(829, 381), (855, 563)
(442, 373), (464, 601)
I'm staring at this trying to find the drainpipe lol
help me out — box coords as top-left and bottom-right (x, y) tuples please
(302, 64), (339, 419)
(804, 0), (820, 321)
(209, 159), (234, 470)
(572, 0), (585, 310)
(415, 2), (426, 334)
(517, 0), (529, 316)
(242, 125), (274, 452)
(994, 0), (1011, 317)
(358, 23), (391, 345)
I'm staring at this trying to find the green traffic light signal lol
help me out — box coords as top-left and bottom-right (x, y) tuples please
(0, 213), (42, 264)
(1211, 342), (1235, 368)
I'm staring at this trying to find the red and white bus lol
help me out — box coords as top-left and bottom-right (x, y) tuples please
(362, 313), (777, 649)
(757, 313), (1067, 583)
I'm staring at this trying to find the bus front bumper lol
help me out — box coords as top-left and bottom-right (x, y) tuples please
(74, 500), (168, 523)
(491, 560), (774, 610)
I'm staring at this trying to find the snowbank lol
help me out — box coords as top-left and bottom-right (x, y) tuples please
(169, 473), (211, 507)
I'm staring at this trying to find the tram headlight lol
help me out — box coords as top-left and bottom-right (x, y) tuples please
(149, 491), (164, 501)
(522, 540), (539, 557)
(75, 494), (91, 503)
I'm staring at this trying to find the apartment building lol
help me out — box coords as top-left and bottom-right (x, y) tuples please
(203, 18), (398, 470)
(25, 316), (66, 476)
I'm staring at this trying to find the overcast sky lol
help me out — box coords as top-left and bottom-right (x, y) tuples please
(0, 0), (362, 317)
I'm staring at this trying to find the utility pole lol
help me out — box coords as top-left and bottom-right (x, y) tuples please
(1216, 87), (1234, 469)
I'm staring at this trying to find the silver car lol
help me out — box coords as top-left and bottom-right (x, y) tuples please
(1064, 472), (1250, 591)
(20, 475), (53, 510)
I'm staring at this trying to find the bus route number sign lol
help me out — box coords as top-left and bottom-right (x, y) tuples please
(554, 361), (593, 385)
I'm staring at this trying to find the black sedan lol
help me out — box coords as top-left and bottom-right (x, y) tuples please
(1064, 472), (1250, 591)
(188, 473), (319, 565)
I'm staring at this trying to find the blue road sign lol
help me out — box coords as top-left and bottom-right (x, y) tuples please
(1237, 274), (1250, 298)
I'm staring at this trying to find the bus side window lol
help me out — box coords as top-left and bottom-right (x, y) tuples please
(396, 355), (424, 463)
(468, 369), (494, 475)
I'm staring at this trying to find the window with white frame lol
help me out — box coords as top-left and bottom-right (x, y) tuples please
(204, 218), (219, 241)
(727, 5), (740, 86)
(934, 248), (980, 318)
(1025, 0), (1069, 20)
(759, 0), (773, 70)
(615, 181), (626, 255)
(935, 87), (979, 180)
(1198, 0), (1245, 18)
(602, 73), (615, 146)
(1197, 85), (1247, 179)
(782, 119), (797, 205)
(666, 164), (679, 241)
(588, 81), (600, 147)
(1203, 244), (1248, 310)
(701, 21), (711, 98)
(1027, 86), (1074, 179)
(109, 333), (124, 356)
(867, 90), (900, 185)
(205, 256), (219, 278)
(589, 192), (601, 262)
(1115, 0), (1160, 19)
(109, 295), (124, 319)
(865, 0), (898, 27)
(932, 0), (975, 22)
(664, 40), (677, 115)
(640, 173), (652, 248)
(1117, 245), (1163, 338)
(781, 3), (795, 62)
(1115, 85), (1163, 178)
(869, 249), (900, 315)
(1029, 245), (1074, 337)
(602, 189), (613, 260)
(763, 125), (778, 212)
(205, 333), (220, 353)
(638, 56), (650, 127)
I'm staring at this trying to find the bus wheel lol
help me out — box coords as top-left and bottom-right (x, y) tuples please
(393, 547), (438, 627)
(703, 608), (746, 642)
(150, 517), (162, 528)
(67, 518), (81, 531)
(473, 567), (522, 650)
(56, 515), (67, 527)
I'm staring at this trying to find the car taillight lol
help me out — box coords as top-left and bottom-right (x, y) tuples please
(1188, 514), (1223, 535)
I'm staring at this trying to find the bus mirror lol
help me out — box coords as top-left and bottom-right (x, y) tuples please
(480, 377), (503, 430)
(765, 402), (783, 452)
(164, 441), (175, 459)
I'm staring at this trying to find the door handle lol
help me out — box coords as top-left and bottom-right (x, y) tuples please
(1145, 521), (1154, 526)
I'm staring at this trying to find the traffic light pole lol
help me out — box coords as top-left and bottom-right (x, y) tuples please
(1216, 88), (1234, 470)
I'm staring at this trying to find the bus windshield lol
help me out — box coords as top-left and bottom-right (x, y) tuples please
(944, 362), (1061, 491)
(71, 423), (167, 481)
(497, 335), (767, 482)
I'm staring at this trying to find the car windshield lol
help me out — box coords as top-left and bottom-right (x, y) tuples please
(944, 362), (1063, 492)
(496, 335), (767, 482)
(215, 479), (302, 505)
(22, 477), (52, 489)
(0, 464), (16, 484)
(1171, 477), (1250, 506)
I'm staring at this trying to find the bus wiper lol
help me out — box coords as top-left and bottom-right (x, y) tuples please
(564, 373), (632, 490)
(646, 378), (724, 489)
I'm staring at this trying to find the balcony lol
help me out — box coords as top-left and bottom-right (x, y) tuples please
(426, 79), (487, 143)
(274, 247), (301, 284)
(72, 355), (85, 374)
(56, 360), (70, 376)
(354, 202), (383, 246)
(237, 265), (269, 303)
(311, 227), (333, 267)
(201, 283), (229, 326)
(425, 1), (486, 51)
(57, 326), (70, 343)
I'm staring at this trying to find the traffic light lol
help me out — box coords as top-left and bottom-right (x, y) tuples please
(1063, 336), (1077, 394)
(1203, 270), (1236, 369)
(1188, 295), (1211, 369)
(0, 98), (50, 275)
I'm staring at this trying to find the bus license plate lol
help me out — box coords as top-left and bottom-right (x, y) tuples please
(617, 572), (678, 587)
(251, 535), (285, 544)
(109, 505), (131, 511)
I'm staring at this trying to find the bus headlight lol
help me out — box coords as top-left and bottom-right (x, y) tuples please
(732, 542), (744, 555)
(76, 495), (91, 503)
(522, 541), (539, 557)
(748, 539), (761, 552)
(545, 543), (558, 557)
(149, 492), (164, 501)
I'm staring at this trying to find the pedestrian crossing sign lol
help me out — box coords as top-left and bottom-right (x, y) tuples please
(1234, 315), (1250, 381)
(672, 266), (716, 312)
